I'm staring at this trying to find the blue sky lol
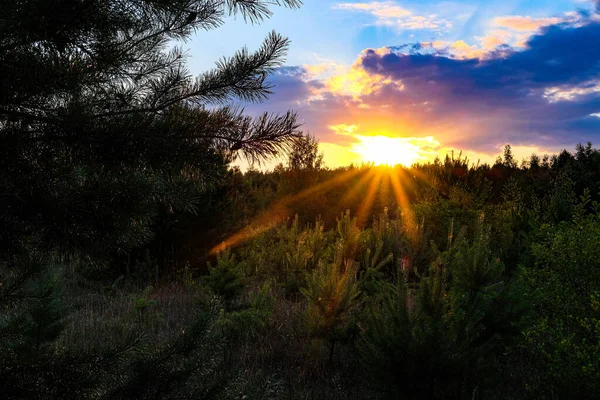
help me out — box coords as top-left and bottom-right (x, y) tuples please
(187, 0), (600, 167)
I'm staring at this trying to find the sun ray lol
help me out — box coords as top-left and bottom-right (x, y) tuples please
(339, 168), (377, 211)
(379, 168), (392, 208)
(356, 169), (383, 227)
(389, 167), (416, 229)
(210, 168), (363, 253)
(211, 161), (442, 255)
(409, 166), (449, 199)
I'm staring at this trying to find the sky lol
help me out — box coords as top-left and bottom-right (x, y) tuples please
(187, 0), (600, 168)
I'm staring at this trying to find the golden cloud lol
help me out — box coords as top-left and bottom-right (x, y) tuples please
(495, 15), (562, 31)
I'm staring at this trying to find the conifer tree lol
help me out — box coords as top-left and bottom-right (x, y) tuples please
(0, 0), (302, 262)
(301, 259), (360, 364)
(0, 1), (302, 397)
(359, 218), (520, 398)
(205, 248), (246, 308)
(287, 132), (323, 171)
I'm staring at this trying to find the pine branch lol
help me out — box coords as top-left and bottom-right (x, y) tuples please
(225, 0), (303, 23)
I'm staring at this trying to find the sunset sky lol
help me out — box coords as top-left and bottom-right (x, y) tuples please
(189, 0), (600, 168)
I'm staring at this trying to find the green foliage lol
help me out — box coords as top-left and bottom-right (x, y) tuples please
(336, 211), (362, 263)
(102, 275), (125, 296)
(358, 219), (518, 399)
(1, 272), (235, 399)
(544, 172), (577, 223)
(301, 259), (361, 362)
(296, 211), (365, 360)
(240, 215), (330, 296)
(358, 237), (394, 296)
(288, 132), (324, 172)
(503, 144), (518, 169)
(177, 262), (198, 290)
(0, 265), (67, 358)
(217, 283), (274, 341)
(205, 249), (247, 307)
(133, 286), (158, 317)
(402, 215), (433, 277)
(303, 217), (328, 270)
(358, 272), (456, 398)
(518, 191), (600, 398)
(98, 300), (230, 400)
(0, 0), (303, 396)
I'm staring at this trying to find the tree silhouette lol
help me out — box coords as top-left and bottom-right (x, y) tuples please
(0, 0), (302, 260)
(0, 1), (302, 397)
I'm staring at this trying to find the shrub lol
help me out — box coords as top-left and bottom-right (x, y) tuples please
(205, 249), (246, 308)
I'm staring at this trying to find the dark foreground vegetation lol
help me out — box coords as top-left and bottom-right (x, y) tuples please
(2, 1), (600, 399)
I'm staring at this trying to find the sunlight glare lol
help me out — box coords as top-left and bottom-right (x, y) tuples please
(353, 135), (423, 167)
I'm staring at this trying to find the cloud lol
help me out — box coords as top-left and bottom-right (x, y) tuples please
(362, 22), (600, 91)
(329, 124), (359, 135)
(477, 29), (513, 50)
(335, 1), (452, 31)
(357, 21), (600, 142)
(495, 16), (562, 31)
(335, 2), (410, 18)
(249, 17), (600, 166)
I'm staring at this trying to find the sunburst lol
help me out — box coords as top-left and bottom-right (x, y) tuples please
(210, 166), (418, 254)
(353, 135), (423, 167)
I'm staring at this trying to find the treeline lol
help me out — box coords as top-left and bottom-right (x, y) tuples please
(150, 141), (600, 273)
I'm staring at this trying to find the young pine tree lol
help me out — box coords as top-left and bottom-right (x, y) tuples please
(359, 218), (520, 399)
(301, 258), (360, 364)
(205, 248), (247, 309)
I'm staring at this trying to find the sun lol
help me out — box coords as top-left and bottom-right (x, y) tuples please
(353, 135), (423, 166)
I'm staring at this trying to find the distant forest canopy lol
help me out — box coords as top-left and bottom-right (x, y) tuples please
(167, 139), (600, 270)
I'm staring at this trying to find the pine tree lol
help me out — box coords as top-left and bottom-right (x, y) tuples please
(0, 0), (302, 261)
(205, 248), (246, 308)
(0, 1), (302, 397)
(503, 144), (518, 169)
(287, 132), (323, 171)
(335, 210), (362, 263)
(301, 259), (360, 364)
(358, 218), (519, 399)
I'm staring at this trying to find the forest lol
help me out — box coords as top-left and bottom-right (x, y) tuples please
(2, 1), (600, 399)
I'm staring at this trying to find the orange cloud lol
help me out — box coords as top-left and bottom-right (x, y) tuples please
(324, 51), (399, 98)
(246, 19), (600, 171)
(329, 124), (359, 135)
(421, 39), (486, 59)
(495, 16), (562, 31)
(478, 29), (513, 50)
